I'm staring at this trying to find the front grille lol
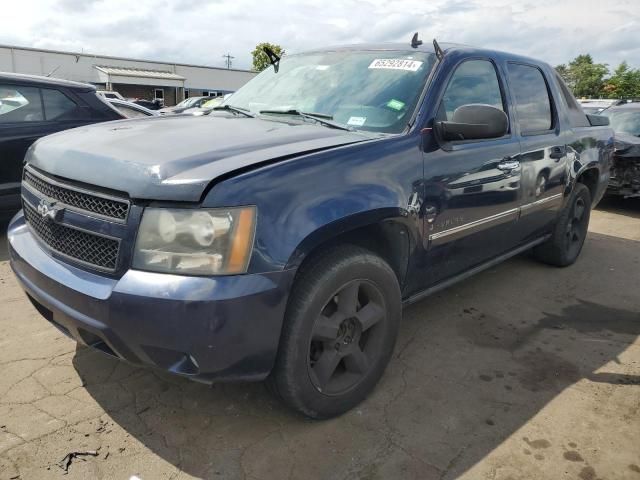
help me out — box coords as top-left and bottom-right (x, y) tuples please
(23, 201), (120, 271)
(24, 169), (129, 221)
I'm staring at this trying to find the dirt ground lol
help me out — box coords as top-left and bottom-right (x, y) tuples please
(0, 197), (638, 480)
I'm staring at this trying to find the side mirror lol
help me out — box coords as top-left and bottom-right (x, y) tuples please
(436, 104), (508, 141)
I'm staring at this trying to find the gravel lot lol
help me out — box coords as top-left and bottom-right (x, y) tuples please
(0, 198), (639, 480)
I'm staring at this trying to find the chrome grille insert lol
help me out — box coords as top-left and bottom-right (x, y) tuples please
(23, 167), (130, 222)
(23, 201), (120, 272)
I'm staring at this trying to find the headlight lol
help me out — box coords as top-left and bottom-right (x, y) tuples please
(132, 206), (256, 275)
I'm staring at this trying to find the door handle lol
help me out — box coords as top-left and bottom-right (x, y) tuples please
(497, 159), (520, 171)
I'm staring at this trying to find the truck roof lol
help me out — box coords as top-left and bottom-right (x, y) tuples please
(299, 42), (552, 70)
(0, 71), (96, 91)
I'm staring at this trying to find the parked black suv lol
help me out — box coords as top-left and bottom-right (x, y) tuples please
(0, 73), (123, 217)
(8, 41), (613, 418)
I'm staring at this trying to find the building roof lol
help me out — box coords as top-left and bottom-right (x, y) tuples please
(94, 66), (186, 81)
(0, 71), (95, 91)
(0, 43), (255, 73)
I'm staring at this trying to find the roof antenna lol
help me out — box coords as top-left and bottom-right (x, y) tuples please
(411, 32), (423, 48)
(433, 38), (444, 60)
(263, 46), (281, 73)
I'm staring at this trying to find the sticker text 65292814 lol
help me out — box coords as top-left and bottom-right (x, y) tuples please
(368, 59), (423, 72)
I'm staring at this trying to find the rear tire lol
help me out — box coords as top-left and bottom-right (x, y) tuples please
(268, 245), (401, 419)
(534, 183), (591, 267)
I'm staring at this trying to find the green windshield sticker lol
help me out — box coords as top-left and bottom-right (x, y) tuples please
(387, 99), (405, 111)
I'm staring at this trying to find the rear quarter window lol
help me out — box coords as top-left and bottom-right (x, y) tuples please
(42, 89), (85, 121)
(554, 73), (590, 128)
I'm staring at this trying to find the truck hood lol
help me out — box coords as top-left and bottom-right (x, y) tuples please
(26, 114), (371, 202)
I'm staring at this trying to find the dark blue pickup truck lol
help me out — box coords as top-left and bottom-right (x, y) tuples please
(8, 39), (613, 418)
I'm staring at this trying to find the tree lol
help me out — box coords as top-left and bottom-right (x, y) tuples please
(555, 54), (608, 98)
(251, 43), (285, 72)
(604, 62), (640, 98)
(569, 54), (608, 98)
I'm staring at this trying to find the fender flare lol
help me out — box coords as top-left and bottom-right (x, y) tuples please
(284, 208), (415, 285)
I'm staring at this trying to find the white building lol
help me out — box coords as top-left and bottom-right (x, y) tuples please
(0, 44), (256, 106)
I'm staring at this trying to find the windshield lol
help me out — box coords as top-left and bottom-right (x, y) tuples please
(603, 109), (640, 137)
(202, 97), (224, 109)
(226, 50), (437, 133)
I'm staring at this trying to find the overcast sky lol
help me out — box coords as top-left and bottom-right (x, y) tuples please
(2, 0), (638, 71)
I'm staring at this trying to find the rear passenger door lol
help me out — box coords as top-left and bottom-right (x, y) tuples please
(506, 63), (568, 243)
(423, 58), (522, 286)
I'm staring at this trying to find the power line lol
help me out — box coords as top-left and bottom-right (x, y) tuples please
(222, 53), (235, 69)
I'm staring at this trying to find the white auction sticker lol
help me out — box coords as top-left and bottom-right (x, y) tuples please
(368, 59), (423, 72)
(347, 116), (367, 126)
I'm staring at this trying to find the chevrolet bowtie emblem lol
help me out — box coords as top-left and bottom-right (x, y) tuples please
(37, 199), (63, 222)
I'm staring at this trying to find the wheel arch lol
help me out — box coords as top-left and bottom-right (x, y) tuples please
(285, 209), (415, 290)
(575, 166), (600, 201)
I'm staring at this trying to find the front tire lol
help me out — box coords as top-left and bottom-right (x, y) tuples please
(268, 245), (401, 419)
(534, 183), (591, 267)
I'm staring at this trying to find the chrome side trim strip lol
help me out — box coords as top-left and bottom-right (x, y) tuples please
(429, 208), (519, 245)
(428, 193), (565, 246)
(519, 193), (563, 216)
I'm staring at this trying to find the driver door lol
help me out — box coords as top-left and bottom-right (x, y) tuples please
(421, 58), (522, 287)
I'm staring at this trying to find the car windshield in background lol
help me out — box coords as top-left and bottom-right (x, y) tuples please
(176, 97), (199, 108)
(202, 97), (224, 109)
(603, 109), (640, 137)
(225, 50), (437, 133)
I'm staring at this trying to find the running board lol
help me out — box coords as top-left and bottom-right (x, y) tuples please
(402, 235), (551, 307)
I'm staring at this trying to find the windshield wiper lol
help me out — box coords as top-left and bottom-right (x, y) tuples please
(259, 109), (354, 131)
(212, 104), (255, 118)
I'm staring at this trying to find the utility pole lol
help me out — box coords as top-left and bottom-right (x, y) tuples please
(222, 53), (235, 69)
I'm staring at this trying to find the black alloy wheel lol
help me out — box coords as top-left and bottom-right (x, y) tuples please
(268, 245), (401, 419)
(565, 194), (588, 260)
(307, 279), (386, 395)
(534, 182), (592, 267)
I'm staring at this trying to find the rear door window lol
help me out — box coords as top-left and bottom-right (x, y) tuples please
(0, 85), (44, 123)
(507, 63), (553, 134)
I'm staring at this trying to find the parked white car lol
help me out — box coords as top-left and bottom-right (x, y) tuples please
(107, 98), (159, 118)
(96, 90), (126, 101)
